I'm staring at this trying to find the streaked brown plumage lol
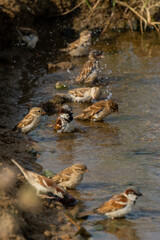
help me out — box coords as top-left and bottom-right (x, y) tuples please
(60, 30), (91, 57)
(77, 187), (142, 219)
(75, 50), (104, 84)
(56, 87), (101, 102)
(13, 107), (46, 142)
(11, 159), (76, 204)
(74, 99), (119, 121)
(52, 163), (88, 189)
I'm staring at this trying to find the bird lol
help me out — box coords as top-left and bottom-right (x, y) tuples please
(77, 187), (142, 219)
(47, 61), (74, 71)
(75, 50), (104, 84)
(16, 27), (39, 48)
(12, 107), (46, 142)
(11, 159), (76, 204)
(52, 163), (89, 189)
(74, 99), (119, 122)
(53, 105), (76, 133)
(56, 87), (101, 102)
(60, 30), (91, 57)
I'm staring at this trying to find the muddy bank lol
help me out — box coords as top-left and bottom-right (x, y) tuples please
(0, 131), (83, 239)
(1, 0), (160, 49)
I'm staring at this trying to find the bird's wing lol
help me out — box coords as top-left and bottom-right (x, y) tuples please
(97, 194), (128, 213)
(54, 118), (62, 131)
(82, 101), (105, 119)
(75, 61), (95, 83)
(52, 167), (73, 183)
(17, 114), (34, 128)
(69, 88), (89, 98)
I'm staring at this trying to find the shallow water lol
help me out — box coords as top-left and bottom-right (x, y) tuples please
(3, 30), (160, 239)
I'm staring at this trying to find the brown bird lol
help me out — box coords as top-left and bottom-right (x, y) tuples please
(60, 30), (91, 57)
(56, 87), (101, 102)
(75, 50), (104, 84)
(74, 99), (118, 122)
(77, 187), (142, 219)
(11, 159), (76, 204)
(52, 163), (89, 189)
(13, 107), (46, 142)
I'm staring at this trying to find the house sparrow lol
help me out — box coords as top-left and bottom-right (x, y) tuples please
(52, 163), (88, 189)
(74, 99), (118, 121)
(47, 62), (74, 71)
(60, 30), (91, 57)
(12, 107), (46, 142)
(56, 87), (101, 102)
(53, 105), (76, 133)
(11, 159), (73, 202)
(16, 27), (39, 48)
(77, 187), (142, 219)
(75, 50), (104, 84)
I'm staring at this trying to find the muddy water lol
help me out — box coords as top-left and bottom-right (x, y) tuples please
(4, 31), (160, 239)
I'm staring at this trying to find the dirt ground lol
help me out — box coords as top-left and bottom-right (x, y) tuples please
(0, 130), (86, 239)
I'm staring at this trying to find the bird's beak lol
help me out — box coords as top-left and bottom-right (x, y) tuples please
(137, 192), (143, 197)
(85, 169), (89, 173)
(42, 111), (46, 115)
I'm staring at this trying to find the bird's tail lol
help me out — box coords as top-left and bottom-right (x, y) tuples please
(11, 159), (28, 179)
(60, 48), (68, 52)
(76, 210), (94, 219)
(55, 93), (71, 101)
(16, 27), (23, 37)
(74, 114), (84, 120)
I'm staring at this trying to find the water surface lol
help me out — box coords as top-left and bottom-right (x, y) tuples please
(4, 31), (160, 240)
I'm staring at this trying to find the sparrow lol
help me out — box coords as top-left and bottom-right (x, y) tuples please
(16, 27), (39, 48)
(74, 99), (119, 122)
(53, 105), (76, 133)
(56, 87), (101, 102)
(11, 159), (75, 203)
(75, 50), (104, 84)
(60, 30), (91, 57)
(12, 107), (46, 142)
(52, 163), (89, 189)
(77, 187), (142, 219)
(47, 62), (74, 71)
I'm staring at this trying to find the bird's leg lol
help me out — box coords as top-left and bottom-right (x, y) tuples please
(37, 192), (56, 199)
(22, 133), (29, 143)
(27, 134), (38, 143)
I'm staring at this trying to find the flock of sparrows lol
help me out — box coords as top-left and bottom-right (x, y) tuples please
(11, 28), (142, 219)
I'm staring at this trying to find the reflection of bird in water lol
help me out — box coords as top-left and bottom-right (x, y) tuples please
(60, 30), (91, 57)
(77, 187), (142, 219)
(16, 27), (39, 48)
(95, 218), (140, 240)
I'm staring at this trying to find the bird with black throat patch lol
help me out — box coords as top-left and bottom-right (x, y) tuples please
(11, 159), (76, 205)
(77, 187), (142, 219)
(53, 105), (76, 133)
